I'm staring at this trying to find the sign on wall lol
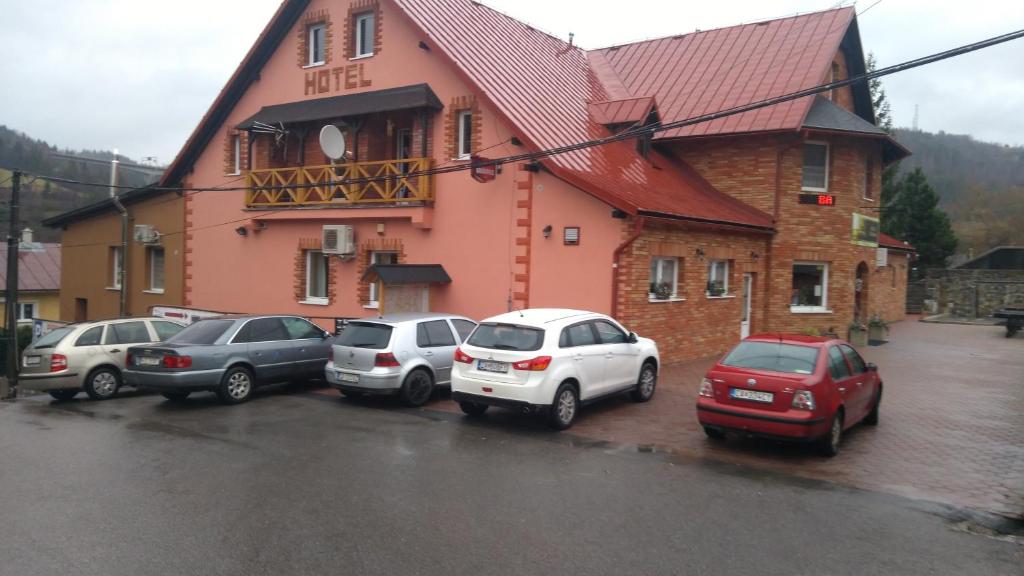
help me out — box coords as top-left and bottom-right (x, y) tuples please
(852, 213), (880, 248)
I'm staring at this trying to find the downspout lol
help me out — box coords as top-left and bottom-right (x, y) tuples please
(110, 150), (128, 317)
(611, 216), (645, 318)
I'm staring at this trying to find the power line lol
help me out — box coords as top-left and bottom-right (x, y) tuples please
(857, 0), (885, 16)
(21, 28), (1024, 199)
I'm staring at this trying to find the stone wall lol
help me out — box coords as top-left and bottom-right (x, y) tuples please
(924, 269), (1024, 318)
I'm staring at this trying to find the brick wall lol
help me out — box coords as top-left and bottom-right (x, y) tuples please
(444, 95), (481, 159)
(222, 130), (249, 175)
(616, 219), (770, 363)
(343, 0), (383, 59)
(827, 49), (855, 113)
(867, 251), (910, 322)
(296, 9), (334, 67)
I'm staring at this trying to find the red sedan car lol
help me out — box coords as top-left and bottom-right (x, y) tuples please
(696, 334), (881, 456)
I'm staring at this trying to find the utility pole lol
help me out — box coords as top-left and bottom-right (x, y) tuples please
(3, 171), (21, 400)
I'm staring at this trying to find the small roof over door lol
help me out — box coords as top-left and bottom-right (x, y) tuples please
(362, 264), (452, 285)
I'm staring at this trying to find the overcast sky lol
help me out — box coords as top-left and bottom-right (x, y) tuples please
(1, 0), (1022, 165)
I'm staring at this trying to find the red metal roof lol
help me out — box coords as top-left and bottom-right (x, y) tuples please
(591, 8), (855, 139)
(879, 232), (914, 252)
(587, 96), (656, 126)
(395, 0), (775, 229)
(0, 243), (61, 292)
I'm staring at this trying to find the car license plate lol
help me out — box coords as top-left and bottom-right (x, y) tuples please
(24, 356), (40, 367)
(138, 357), (161, 366)
(338, 372), (359, 383)
(730, 388), (774, 403)
(477, 360), (508, 374)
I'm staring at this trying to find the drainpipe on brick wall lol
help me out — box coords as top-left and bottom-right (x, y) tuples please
(611, 216), (645, 318)
(110, 150), (128, 317)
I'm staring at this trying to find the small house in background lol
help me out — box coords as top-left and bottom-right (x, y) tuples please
(0, 229), (61, 324)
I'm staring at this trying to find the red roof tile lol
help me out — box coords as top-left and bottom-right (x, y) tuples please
(592, 8), (854, 139)
(0, 243), (61, 292)
(395, 0), (776, 229)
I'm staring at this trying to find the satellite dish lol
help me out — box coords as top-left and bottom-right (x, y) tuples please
(319, 125), (347, 161)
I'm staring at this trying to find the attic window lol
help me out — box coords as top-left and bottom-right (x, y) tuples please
(564, 227), (580, 246)
(456, 110), (473, 159)
(354, 12), (375, 58)
(308, 23), (326, 66)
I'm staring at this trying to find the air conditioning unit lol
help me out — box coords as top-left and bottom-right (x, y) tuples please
(133, 224), (161, 245)
(876, 247), (888, 267)
(322, 225), (355, 257)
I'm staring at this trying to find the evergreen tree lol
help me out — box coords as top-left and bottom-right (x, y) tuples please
(882, 168), (958, 268)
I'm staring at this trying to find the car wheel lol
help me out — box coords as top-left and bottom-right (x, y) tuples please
(703, 426), (725, 440)
(547, 383), (579, 430)
(217, 366), (254, 405)
(84, 368), (121, 400)
(818, 411), (843, 457)
(630, 362), (657, 402)
(459, 401), (488, 416)
(399, 368), (434, 407)
(863, 387), (881, 425)
(161, 391), (191, 402)
(48, 389), (79, 401)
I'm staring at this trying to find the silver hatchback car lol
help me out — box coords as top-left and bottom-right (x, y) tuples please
(326, 313), (477, 406)
(19, 317), (186, 401)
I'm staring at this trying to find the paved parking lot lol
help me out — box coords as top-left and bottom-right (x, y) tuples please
(423, 318), (1024, 519)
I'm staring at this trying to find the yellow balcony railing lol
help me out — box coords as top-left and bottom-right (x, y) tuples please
(246, 158), (434, 207)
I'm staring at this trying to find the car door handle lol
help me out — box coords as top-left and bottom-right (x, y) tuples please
(110, 349), (121, 353)
(424, 351), (434, 357)
(573, 355), (584, 361)
(605, 354), (614, 359)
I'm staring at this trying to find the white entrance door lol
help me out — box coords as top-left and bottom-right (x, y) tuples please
(740, 273), (753, 339)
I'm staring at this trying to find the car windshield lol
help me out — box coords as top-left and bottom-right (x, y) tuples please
(467, 323), (544, 352)
(335, 322), (393, 349)
(30, 326), (75, 349)
(166, 319), (235, 345)
(721, 341), (819, 375)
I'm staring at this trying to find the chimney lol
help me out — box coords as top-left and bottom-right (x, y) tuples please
(21, 228), (33, 244)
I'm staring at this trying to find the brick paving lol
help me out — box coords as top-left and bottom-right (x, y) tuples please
(414, 318), (1024, 518)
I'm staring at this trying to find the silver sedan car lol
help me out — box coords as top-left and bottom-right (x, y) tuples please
(326, 313), (477, 406)
(19, 317), (186, 400)
(123, 315), (332, 404)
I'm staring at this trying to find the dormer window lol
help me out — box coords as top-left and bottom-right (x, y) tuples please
(457, 110), (473, 159)
(354, 12), (375, 58)
(308, 22), (326, 66)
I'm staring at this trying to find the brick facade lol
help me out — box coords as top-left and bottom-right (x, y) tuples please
(222, 130), (249, 175)
(343, 0), (383, 60)
(444, 95), (481, 160)
(296, 9), (334, 67)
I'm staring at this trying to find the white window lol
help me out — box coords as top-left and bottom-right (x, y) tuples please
(368, 251), (398, 307)
(17, 302), (36, 322)
(802, 142), (829, 192)
(231, 134), (241, 175)
(308, 23), (326, 65)
(305, 250), (329, 304)
(706, 260), (730, 296)
(110, 246), (122, 289)
(456, 110), (473, 159)
(791, 262), (830, 313)
(148, 247), (165, 293)
(649, 257), (679, 300)
(354, 12), (374, 58)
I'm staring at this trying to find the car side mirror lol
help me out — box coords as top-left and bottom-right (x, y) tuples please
(866, 362), (877, 372)
(628, 332), (638, 344)
(322, 331), (331, 339)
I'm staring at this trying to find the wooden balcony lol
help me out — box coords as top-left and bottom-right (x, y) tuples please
(246, 158), (433, 208)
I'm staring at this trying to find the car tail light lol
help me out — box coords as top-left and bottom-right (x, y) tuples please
(374, 352), (400, 367)
(454, 347), (473, 364)
(792, 390), (816, 410)
(699, 377), (714, 398)
(162, 355), (193, 369)
(126, 352), (134, 366)
(49, 354), (68, 372)
(512, 356), (552, 371)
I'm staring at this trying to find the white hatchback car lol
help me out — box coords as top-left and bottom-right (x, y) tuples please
(450, 309), (660, 429)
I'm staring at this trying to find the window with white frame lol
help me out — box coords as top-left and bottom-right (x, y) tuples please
(110, 246), (122, 289)
(148, 247), (165, 293)
(791, 262), (829, 312)
(305, 250), (329, 304)
(456, 110), (473, 159)
(354, 12), (375, 58)
(706, 260), (730, 296)
(231, 134), (241, 175)
(17, 302), (36, 322)
(308, 22), (326, 65)
(802, 142), (829, 192)
(367, 251), (397, 307)
(649, 257), (679, 300)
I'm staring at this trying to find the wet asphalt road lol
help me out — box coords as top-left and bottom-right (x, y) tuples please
(1, 388), (1020, 576)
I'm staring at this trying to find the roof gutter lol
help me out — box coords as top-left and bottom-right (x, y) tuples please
(635, 210), (775, 234)
(109, 152), (128, 317)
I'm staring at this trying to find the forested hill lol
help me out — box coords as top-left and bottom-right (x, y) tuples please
(0, 125), (159, 242)
(892, 128), (1024, 258)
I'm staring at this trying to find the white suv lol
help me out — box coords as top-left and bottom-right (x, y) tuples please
(450, 309), (660, 429)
